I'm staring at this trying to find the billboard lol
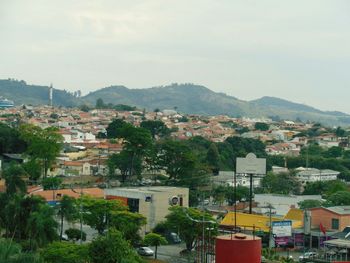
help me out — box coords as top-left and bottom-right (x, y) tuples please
(272, 220), (292, 237)
(236, 153), (266, 174)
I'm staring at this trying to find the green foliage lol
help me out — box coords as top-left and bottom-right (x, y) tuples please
(165, 206), (217, 251)
(323, 146), (343, 158)
(254, 122), (269, 131)
(65, 228), (86, 242)
(79, 104), (91, 112)
(298, 199), (324, 209)
(26, 203), (58, 250)
(143, 233), (167, 259)
(327, 191), (350, 206)
(23, 159), (41, 182)
(41, 241), (88, 263)
(206, 143), (220, 174)
(140, 120), (170, 138)
(225, 136), (267, 161)
(114, 104), (137, 111)
(261, 172), (301, 195)
(335, 126), (346, 137)
(157, 140), (209, 188)
(212, 185), (250, 205)
(110, 210), (146, 245)
(303, 180), (347, 196)
(80, 196), (126, 235)
(0, 239), (42, 263)
(89, 229), (143, 263)
(57, 196), (78, 240)
(96, 98), (105, 109)
(19, 124), (63, 177)
(41, 177), (62, 190)
(106, 118), (129, 139)
(2, 163), (27, 196)
(0, 123), (26, 154)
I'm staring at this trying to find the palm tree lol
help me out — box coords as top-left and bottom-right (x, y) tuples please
(27, 204), (58, 250)
(2, 163), (27, 196)
(57, 195), (77, 240)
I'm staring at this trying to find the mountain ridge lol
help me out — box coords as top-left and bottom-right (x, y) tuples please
(1, 79), (350, 126)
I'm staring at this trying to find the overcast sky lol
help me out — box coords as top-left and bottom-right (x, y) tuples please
(1, 1), (350, 112)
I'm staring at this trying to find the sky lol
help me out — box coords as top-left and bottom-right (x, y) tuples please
(1, 1), (350, 112)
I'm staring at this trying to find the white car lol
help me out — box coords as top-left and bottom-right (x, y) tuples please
(299, 252), (317, 262)
(137, 247), (154, 256)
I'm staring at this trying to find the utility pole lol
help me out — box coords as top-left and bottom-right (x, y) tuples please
(249, 173), (253, 214)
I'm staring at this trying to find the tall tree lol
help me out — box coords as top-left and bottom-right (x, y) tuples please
(143, 233), (167, 259)
(140, 120), (170, 139)
(206, 143), (220, 174)
(19, 125), (63, 178)
(57, 196), (77, 241)
(89, 229), (143, 263)
(165, 206), (217, 251)
(2, 163), (27, 196)
(109, 210), (146, 245)
(80, 196), (126, 235)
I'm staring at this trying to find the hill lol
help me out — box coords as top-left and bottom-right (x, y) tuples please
(83, 84), (350, 126)
(0, 79), (79, 107)
(1, 79), (350, 126)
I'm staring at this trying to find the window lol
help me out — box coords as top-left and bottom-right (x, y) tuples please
(127, 198), (139, 213)
(332, 218), (339, 230)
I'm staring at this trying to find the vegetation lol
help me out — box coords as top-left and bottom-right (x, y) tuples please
(143, 233), (168, 259)
(165, 206), (217, 251)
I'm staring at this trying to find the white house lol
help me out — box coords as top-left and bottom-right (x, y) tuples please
(296, 167), (339, 185)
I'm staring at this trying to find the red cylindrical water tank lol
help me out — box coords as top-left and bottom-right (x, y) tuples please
(215, 234), (261, 263)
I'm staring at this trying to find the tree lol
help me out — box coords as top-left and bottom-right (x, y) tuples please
(41, 177), (62, 190)
(23, 159), (41, 182)
(41, 241), (89, 263)
(120, 126), (153, 177)
(206, 143), (220, 174)
(158, 140), (196, 182)
(0, 239), (42, 263)
(27, 204), (58, 250)
(2, 163), (27, 196)
(57, 196), (77, 240)
(89, 229), (143, 263)
(303, 180), (347, 196)
(143, 233), (167, 259)
(19, 125), (63, 178)
(323, 146), (343, 158)
(261, 172), (301, 195)
(254, 122), (269, 131)
(298, 199), (323, 209)
(80, 196), (126, 235)
(108, 151), (142, 182)
(335, 126), (346, 137)
(328, 191), (350, 206)
(140, 120), (170, 139)
(226, 185), (250, 205)
(0, 123), (26, 154)
(95, 98), (105, 109)
(65, 228), (86, 242)
(109, 210), (146, 245)
(106, 119), (129, 139)
(165, 206), (217, 251)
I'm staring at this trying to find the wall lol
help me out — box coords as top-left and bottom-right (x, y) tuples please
(311, 208), (350, 231)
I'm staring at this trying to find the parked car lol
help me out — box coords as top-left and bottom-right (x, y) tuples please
(166, 232), (181, 244)
(299, 252), (317, 262)
(137, 247), (154, 256)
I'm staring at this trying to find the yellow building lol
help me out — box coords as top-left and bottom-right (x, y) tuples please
(221, 209), (303, 232)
